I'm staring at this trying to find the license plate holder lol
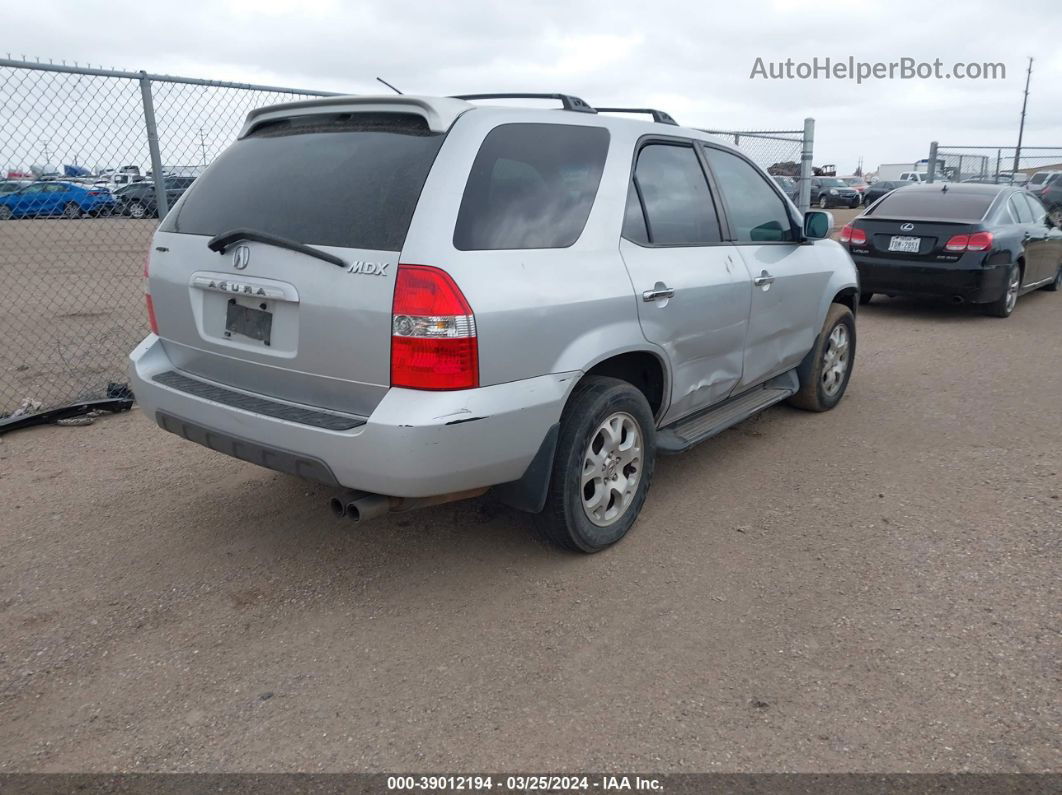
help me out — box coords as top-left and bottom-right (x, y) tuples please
(888, 235), (921, 253)
(225, 301), (272, 344)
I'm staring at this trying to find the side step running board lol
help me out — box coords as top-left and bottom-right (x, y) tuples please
(656, 371), (798, 454)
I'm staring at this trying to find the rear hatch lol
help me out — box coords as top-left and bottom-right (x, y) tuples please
(151, 109), (448, 417)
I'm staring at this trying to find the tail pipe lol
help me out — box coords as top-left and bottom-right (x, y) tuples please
(329, 487), (488, 524)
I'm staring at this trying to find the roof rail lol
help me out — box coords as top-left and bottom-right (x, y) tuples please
(596, 107), (678, 126)
(451, 93), (597, 114)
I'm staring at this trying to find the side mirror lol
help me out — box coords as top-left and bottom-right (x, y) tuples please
(803, 210), (833, 240)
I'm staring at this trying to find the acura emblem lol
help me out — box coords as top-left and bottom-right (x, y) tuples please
(232, 245), (251, 270)
(900, 223), (915, 232)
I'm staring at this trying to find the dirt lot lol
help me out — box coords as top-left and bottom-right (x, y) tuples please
(1, 279), (1059, 773)
(0, 217), (156, 414)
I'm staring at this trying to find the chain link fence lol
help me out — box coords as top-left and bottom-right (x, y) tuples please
(0, 58), (334, 423)
(928, 144), (1062, 185)
(699, 121), (814, 212)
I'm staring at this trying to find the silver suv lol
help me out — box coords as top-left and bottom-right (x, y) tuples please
(130, 93), (858, 552)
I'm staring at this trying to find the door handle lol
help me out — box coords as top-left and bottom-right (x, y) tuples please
(753, 270), (775, 287)
(642, 286), (676, 302)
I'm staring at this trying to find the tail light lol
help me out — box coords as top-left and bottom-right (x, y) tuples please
(391, 264), (478, 390)
(839, 224), (866, 246)
(945, 232), (993, 252)
(143, 253), (158, 334)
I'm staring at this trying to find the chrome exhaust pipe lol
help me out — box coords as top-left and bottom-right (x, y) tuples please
(329, 487), (489, 524)
(345, 493), (391, 523)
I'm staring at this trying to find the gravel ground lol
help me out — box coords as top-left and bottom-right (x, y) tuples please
(1, 250), (1059, 775)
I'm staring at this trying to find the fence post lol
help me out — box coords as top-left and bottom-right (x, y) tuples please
(926, 141), (938, 184)
(139, 72), (168, 218)
(798, 117), (814, 213)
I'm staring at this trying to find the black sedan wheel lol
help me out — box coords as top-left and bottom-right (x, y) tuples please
(818, 195), (829, 209)
(984, 265), (1021, 318)
(128, 201), (147, 219)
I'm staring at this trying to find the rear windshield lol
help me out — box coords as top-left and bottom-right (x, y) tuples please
(869, 189), (995, 220)
(453, 123), (609, 251)
(160, 113), (444, 251)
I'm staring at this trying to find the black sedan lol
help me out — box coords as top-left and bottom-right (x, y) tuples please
(114, 176), (196, 218)
(862, 180), (906, 205)
(841, 183), (1062, 317)
(810, 177), (861, 209)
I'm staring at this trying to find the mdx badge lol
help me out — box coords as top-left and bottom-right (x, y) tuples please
(347, 261), (389, 276)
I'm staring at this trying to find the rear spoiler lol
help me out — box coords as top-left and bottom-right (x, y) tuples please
(240, 95), (474, 137)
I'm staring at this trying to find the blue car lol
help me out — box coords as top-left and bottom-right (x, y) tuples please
(0, 181), (117, 219)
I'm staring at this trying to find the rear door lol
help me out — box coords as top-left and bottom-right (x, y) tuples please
(1015, 192), (1060, 285)
(618, 140), (750, 423)
(702, 145), (829, 388)
(151, 111), (447, 416)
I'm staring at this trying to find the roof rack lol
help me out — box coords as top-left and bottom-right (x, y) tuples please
(596, 107), (678, 126)
(451, 93), (597, 114)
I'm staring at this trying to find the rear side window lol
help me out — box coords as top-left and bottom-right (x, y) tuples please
(453, 123), (609, 251)
(629, 144), (721, 245)
(870, 189), (995, 221)
(703, 147), (795, 242)
(161, 113), (444, 251)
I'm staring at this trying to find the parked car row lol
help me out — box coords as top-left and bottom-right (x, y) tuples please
(0, 176), (197, 220)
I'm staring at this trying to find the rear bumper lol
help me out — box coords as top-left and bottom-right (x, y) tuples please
(853, 258), (1011, 303)
(129, 334), (574, 497)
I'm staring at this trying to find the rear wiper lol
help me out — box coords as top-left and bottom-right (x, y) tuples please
(207, 228), (346, 269)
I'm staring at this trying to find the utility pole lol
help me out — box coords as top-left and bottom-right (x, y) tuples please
(1013, 57), (1032, 176)
(199, 128), (208, 171)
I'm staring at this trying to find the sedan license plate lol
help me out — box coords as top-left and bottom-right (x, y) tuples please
(888, 235), (921, 253)
(225, 301), (272, 344)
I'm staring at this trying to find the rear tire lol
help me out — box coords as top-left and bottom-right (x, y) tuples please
(788, 304), (856, 412)
(0, 206), (12, 221)
(536, 377), (655, 553)
(128, 201), (147, 219)
(62, 201), (80, 219)
(1043, 265), (1061, 292)
(983, 264), (1020, 318)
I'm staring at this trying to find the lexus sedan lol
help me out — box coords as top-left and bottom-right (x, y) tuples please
(862, 180), (906, 205)
(841, 183), (1062, 317)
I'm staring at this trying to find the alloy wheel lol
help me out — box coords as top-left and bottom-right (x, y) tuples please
(581, 411), (643, 528)
(1005, 268), (1020, 314)
(821, 323), (850, 397)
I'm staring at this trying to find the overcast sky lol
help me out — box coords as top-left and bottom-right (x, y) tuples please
(7, 0), (1062, 174)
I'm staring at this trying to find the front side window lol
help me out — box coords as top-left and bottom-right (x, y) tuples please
(703, 147), (795, 242)
(628, 143), (721, 246)
(453, 123), (609, 251)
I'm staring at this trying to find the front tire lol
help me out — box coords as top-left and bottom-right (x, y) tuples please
(789, 304), (856, 412)
(0, 206), (12, 221)
(983, 264), (1020, 317)
(536, 377), (656, 553)
(818, 195), (828, 209)
(128, 201), (147, 219)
